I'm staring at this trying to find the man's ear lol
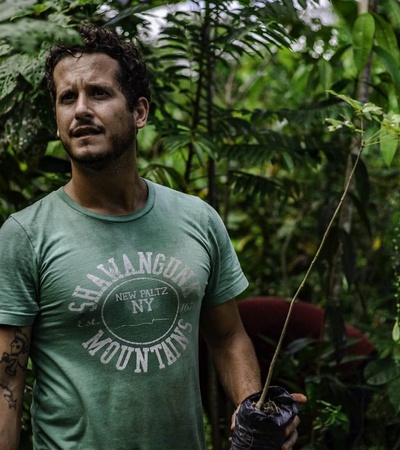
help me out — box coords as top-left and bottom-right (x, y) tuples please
(134, 97), (150, 129)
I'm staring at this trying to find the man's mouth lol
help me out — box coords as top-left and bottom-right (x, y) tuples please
(71, 126), (102, 138)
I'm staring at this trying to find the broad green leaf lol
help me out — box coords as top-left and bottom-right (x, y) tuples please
(0, 53), (20, 79)
(32, 4), (52, 14)
(327, 91), (363, 112)
(0, 49), (45, 96)
(374, 45), (400, 89)
(318, 59), (332, 93)
(0, 0), (36, 22)
(364, 358), (400, 385)
(380, 124), (398, 167)
(361, 102), (383, 118)
(281, 151), (294, 172)
(18, 52), (46, 88)
(0, 91), (16, 115)
(0, 75), (17, 100)
(373, 14), (400, 65)
(393, 318), (400, 342)
(388, 0), (400, 28)
(388, 85), (399, 112)
(352, 13), (375, 71)
(0, 19), (81, 54)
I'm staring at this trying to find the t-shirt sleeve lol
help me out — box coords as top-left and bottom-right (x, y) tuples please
(203, 204), (248, 306)
(0, 217), (39, 325)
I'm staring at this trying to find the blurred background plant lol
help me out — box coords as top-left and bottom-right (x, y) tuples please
(1, 0), (400, 448)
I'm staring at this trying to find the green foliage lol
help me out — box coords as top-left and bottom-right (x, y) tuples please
(0, 0), (100, 221)
(255, 333), (371, 449)
(326, 92), (400, 166)
(313, 400), (349, 433)
(364, 215), (400, 417)
(2, 0), (400, 448)
(352, 13), (375, 71)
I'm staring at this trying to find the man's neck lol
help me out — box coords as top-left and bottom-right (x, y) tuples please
(63, 164), (148, 216)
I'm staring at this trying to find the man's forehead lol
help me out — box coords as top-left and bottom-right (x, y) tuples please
(54, 53), (119, 87)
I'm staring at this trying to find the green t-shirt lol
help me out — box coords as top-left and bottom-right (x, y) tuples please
(0, 180), (248, 449)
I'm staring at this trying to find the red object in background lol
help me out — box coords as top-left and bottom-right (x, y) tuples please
(237, 296), (376, 375)
(199, 296), (376, 407)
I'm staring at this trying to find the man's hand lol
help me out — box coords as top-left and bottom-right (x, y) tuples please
(282, 393), (307, 450)
(231, 392), (307, 450)
(282, 414), (300, 450)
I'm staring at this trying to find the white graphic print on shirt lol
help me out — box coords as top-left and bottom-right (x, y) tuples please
(68, 251), (201, 373)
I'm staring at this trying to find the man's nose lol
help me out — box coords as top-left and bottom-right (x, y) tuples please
(74, 94), (93, 119)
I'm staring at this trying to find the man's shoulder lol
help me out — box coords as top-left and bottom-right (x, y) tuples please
(149, 181), (225, 233)
(150, 181), (207, 209)
(8, 190), (59, 225)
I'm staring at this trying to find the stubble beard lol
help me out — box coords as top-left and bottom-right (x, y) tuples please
(62, 132), (135, 171)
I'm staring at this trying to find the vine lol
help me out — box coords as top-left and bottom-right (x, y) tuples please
(256, 93), (400, 408)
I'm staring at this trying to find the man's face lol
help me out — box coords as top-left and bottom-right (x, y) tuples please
(53, 53), (148, 170)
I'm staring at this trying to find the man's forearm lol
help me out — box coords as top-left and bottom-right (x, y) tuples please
(209, 330), (262, 407)
(0, 398), (22, 450)
(201, 300), (262, 407)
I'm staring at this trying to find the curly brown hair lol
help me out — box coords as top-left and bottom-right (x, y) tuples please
(45, 24), (150, 111)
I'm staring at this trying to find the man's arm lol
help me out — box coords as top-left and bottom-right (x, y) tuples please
(0, 325), (31, 450)
(200, 299), (261, 408)
(200, 300), (305, 450)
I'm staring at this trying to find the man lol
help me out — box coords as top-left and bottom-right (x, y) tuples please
(0, 25), (304, 449)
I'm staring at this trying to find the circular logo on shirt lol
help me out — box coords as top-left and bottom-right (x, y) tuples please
(101, 277), (179, 345)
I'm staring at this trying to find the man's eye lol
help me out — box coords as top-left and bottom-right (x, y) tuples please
(60, 93), (76, 103)
(93, 89), (108, 98)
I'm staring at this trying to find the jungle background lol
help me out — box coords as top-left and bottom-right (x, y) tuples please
(1, 0), (400, 448)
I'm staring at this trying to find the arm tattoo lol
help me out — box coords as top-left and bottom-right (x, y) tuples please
(0, 383), (16, 409)
(0, 328), (28, 410)
(0, 328), (29, 376)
